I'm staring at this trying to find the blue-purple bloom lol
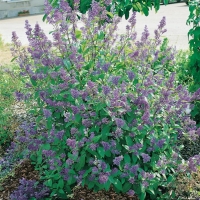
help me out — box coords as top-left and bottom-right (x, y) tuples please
(101, 141), (110, 151)
(82, 119), (92, 128)
(113, 155), (123, 166)
(111, 76), (121, 85)
(102, 85), (111, 95)
(128, 12), (136, 27)
(157, 139), (166, 148)
(129, 177), (135, 184)
(56, 130), (64, 140)
(127, 189), (135, 197)
(90, 143), (98, 151)
(141, 153), (151, 163)
(71, 89), (79, 98)
(158, 16), (166, 29)
(101, 63), (110, 72)
(10, 179), (49, 200)
(127, 70), (135, 81)
(115, 118), (125, 128)
(66, 138), (76, 148)
(129, 164), (139, 175)
(98, 173), (109, 184)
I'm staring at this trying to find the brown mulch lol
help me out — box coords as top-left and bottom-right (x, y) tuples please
(71, 185), (139, 200)
(0, 159), (39, 200)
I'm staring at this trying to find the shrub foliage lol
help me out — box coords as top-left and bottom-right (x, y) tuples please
(11, 0), (200, 199)
(187, 2), (200, 127)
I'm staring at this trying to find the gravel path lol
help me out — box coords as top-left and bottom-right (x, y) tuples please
(0, 2), (191, 50)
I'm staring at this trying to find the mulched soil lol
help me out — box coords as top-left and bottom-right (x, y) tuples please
(0, 159), (39, 200)
(70, 185), (139, 200)
(0, 158), (139, 200)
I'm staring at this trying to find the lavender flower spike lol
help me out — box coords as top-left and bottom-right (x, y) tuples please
(113, 155), (123, 166)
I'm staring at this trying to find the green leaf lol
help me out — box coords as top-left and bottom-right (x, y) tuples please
(83, 168), (92, 178)
(75, 30), (82, 39)
(146, 187), (155, 195)
(104, 180), (111, 191)
(11, 56), (18, 62)
(53, 173), (60, 180)
(46, 179), (52, 187)
(92, 135), (102, 143)
(132, 154), (137, 164)
(37, 154), (42, 164)
(122, 182), (132, 193)
(101, 125), (110, 139)
(75, 114), (82, 122)
(142, 5), (149, 16)
(30, 78), (37, 86)
(139, 192), (146, 200)
(125, 136), (133, 146)
(42, 14), (47, 22)
(63, 59), (71, 70)
(105, 150), (111, 157)
(163, 0), (169, 5)
(124, 154), (131, 163)
(67, 176), (76, 185)
(97, 31), (105, 40)
(108, 176), (115, 184)
(113, 179), (122, 191)
(97, 147), (105, 158)
(47, 118), (52, 129)
(88, 182), (94, 189)
(58, 179), (64, 189)
(86, 147), (98, 156)
(58, 189), (65, 194)
(167, 175), (174, 183)
(30, 154), (36, 162)
(76, 153), (86, 170)
(41, 143), (51, 150)
(107, 11), (113, 18)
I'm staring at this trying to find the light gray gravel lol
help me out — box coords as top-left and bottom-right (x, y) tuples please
(0, 2), (191, 50)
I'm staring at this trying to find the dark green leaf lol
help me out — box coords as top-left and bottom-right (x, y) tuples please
(114, 179), (122, 191)
(58, 179), (64, 189)
(76, 153), (86, 170)
(122, 182), (132, 193)
(124, 154), (131, 163)
(41, 143), (51, 150)
(125, 136), (133, 146)
(11, 56), (18, 62)
(97, 147), (105, 158)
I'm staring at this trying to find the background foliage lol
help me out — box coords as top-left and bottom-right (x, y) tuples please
(46, 0), (161, 19)
(187, 2), (200, 126)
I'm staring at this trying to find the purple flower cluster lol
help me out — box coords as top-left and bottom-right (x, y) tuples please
(115, 118), (125, 128)
(141, 153), (151, 163)
(66, 138), (76, 148)
(98, 172), (109, 184)
(113, 155), (123, 166)
(10, 179), (49, 200)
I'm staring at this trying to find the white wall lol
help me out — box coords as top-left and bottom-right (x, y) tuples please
(0, 0), (45, 19)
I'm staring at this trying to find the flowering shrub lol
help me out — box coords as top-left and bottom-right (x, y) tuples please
(11, 0), (200, 199)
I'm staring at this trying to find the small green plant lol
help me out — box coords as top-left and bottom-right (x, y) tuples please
(18, 10), (29, 15)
